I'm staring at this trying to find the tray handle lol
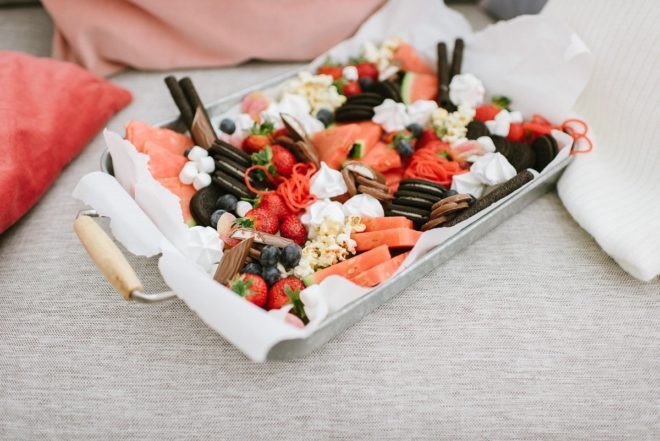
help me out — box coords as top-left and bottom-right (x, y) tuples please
(74, 214), (143, 300)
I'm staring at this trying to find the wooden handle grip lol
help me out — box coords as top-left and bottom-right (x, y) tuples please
(73, 216), (143, 300)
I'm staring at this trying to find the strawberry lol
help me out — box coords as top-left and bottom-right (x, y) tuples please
(417, 128), (440, 149)
(267, 277), (307, 319)
(242, 121), (275, 153)
(475, 104), (501, 122)
(507, 123), (525, 142)
(317, 64), (343, 80)
(257, 192), (292, 221)
(227, 274), (268, 308)
(236, 208), (279, 234)
(280, 214), (307, 246)
(270, 145), (296, 177)
(272, 127), (289, 140)
(342, 80), (361, 97)
(355, 61), (379, 81)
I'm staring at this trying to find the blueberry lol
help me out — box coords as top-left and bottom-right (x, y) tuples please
(183, 147), (192, 158)
(242, 262), (262, 277)
(219, 118), (236, 135)
(260, 245), (280, 268)
(280, 243), (302, 269)
(358, 77), (374, 91)
(406, 123), (423, 139)
(395, 139), (414, 158)
(262, 265), (281, 287)
(316, 109), (333, 127)
(210, 209), (227, 229)
(216, 194), (238, 212)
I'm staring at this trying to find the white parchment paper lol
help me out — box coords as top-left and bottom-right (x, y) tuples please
(73, 0), (592, 361)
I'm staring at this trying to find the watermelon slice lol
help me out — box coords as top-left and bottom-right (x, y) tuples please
(305, 244), (391, 285)
(158, 177), (197, 226)
(142, 141), (188, 180)
(125, 119), (193, 156)
(361, 141), (402, 173)
(362, 216), (413, 232)
(351, 252), (409, 287)
(383, 167), (404, 193)
(312, 124), (360, 169)
(392, 42), (434, 75)
(401, 72), (438, 104)
(351, 121), (383, 158)
(351, 228), (422, 252)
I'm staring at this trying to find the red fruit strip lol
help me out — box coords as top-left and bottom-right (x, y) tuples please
(403, 147), (466, 187)
(276, 163), (317, 212)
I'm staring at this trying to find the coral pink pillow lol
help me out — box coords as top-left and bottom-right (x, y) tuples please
(0, 51), (132, 233)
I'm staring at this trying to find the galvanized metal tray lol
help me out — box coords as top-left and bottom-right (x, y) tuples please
(98, 68), (571, 360)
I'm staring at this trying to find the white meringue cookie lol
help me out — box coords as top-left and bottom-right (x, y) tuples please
(179, 161), (198, 185)
(185, 226), (223, 273)
(470, 152), (517, 186)
(407, 100), (438, 126)
(451, 171), (485, 199)
(300, 199), (345, 228)
(476, 136), (496, 153)
(193, 172), (211, 190)
(235, 200), (253, 218)
(195, 156), (215, 174)
(449, 73), (485, 108)
(187, 146), (208, 161)
(372, 99), (410, 132)
(310, 162), (347, 199)
(342, 65), (358, 81)
(342, 194), (384, 218)
(485, 109), (511, 136)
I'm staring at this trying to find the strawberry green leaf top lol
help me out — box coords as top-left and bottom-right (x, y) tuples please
(285, 285), (308, 323)
(250, 121), (275, 136)
(491, 95), (511, 110)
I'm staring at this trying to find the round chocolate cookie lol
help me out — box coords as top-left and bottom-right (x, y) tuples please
(190, 185), (224, 227)
(398, 179), (447, 199)
(393, 190), (440, 203)
(386, 204), (429, 226)
(507, 142), (536, 172)
(212, 171), (255, 199)
(334, 105), (375, 122)
(490, 135), (512, 157)
(215, 158), (247, 182)
(373, 80), (402, 102)
(466, 120), (490, 140)
(209, 140), (251, 167)
(346, 93), (385, 106)
(532, 135), (558, 172)
(392, 194), (435, 210)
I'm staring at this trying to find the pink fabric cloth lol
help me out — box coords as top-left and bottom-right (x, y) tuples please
(43, 0), (386, 76)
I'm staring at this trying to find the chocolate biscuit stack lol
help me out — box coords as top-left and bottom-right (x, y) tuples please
(334, 80), (400, 123)
(387, 179), (447, 228)
(341, 161), (392, 204)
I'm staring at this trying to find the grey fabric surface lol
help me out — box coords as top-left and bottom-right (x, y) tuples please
(1, 4), (659, 440)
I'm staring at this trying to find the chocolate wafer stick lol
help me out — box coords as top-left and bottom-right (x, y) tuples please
(164, 76), (194, 128)
(436, 42), (450, 108)
(443, 170), (534, 227)
(179, 77), (217, 145)
(449, 38), (464, 80)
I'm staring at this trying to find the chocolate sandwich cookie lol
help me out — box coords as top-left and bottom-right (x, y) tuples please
(215, 157), (247, 182)
(343, 161), (386, 184)
(280, 113), (310, 144)
(190, 185), (223, 227)
(354, 174), (389, 192)
(358, 184), (393, 202)
(443, 170), (534, 227)
(490, 135), (512, 157)
(392, 194), (435, 210)
(212, 170), (255, 199)
(466, 120), (490, 140)
(430, 201), (470, 219)
(386, 204), (429, 226)
(274, 135), (296, 147)
(431, 193), (474, 210)
(507, 142), (536, 172)
(342, 168), (357, 196)
(373, 80), (401, 102)
(398, 178), (447, 199)
(334, 105), (375, 122)
(346, 93), (385, 106)
(209, 140), (251, 167)
(421, 216), (451, 231)
(531, 135), (558, 172)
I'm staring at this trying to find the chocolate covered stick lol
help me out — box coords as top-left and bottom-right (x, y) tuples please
(164, 76), (194, 128)
(443, 170), (534, 227)
(436, 42), (450, 109)
(179, 77), (217, 147)
(449, 38), (464, 81)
